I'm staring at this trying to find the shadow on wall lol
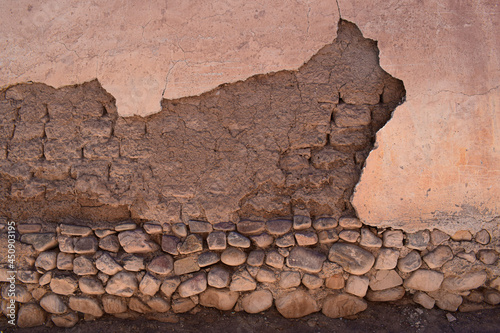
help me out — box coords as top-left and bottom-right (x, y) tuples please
(0, 20), (405, 226)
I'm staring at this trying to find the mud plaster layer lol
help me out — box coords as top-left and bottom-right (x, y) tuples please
(0, 22), (404, 226)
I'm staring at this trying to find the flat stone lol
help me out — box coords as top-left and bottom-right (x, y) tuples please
(431, 229), (450, 245)
(121, 254), (145, 271)
(256, 267), (277, 283)
(40, 294), (68, 314)
(366, 286), (405, 302)
(266, 250), (284, 269)
(276, 290), (319, 318)
(174, 256), (200, 275)
(96, 253), (123, 275)
(250, 233), (274, 248)
(128, 296), (151, 313)
(69, 296), (103, 317)
(221, 247), (247, 266)
(73, 256), (97, 275)
(118, 230), (159, 254)
(247, 250), (265, 267)
(345, 275), (369, 297)
(369, 270), (403, 291)
(178, 273), (207, 297)
(143, 222), (163, 234)
(302, 274), (323, 289)
(161, 276), (181, 297)
(322, 294), (367, 318)
(57, 235), (75, 253)
(39, 271), (52, 286)
(397, 250), (422, 272)
(313, 217), (338, 230)
(102, 295), (127, 314)
(79, 276), (105, 295)
(477, 250), (498, 265)
(413, 291), (435, 309)
(339, 230), (360, 243)
(18, 223), (42, 234)
(359, 228), (382, 247)
(99, 235), (120, 252)
(17, 303), (46, 328)
(423, 245), (453, 269)
(172, 223), (188, 237)
(139, 272), (162, 296)
(406, 230), (430, 250)
(242, 290), (273, 313)
(198, 252), (220, 267)
(207, 232), (227, 250)
(475, 229), (491, 245)
(147, 255), (174, 275)
(60, 224), (92, 237)
(404, 269), (444, 292)
(94, 229), (115, 238)
(188, 220), (213, 234)
(115, 222), (136, 231)
(230, 269), (256, 292)
(199, 288), (239, 311)
(21, 233), (58, 251)
(227, 231), (251, 248)
(328, 243), (375, 275)
(295, 230), (318, 246)
(286, 246), (326, 273)
(213, 222), (236, 231)
(207, 266), (230, 288)
(50, 274), (78, 295)
(178, 234), (203, 254)
(383, 230), (404, 248)
(374, 248), (399, 271)
(318, 230), (339, 244)
(266, 219), (292, 235)
(105, 271), (138, 297)
(73, 236), (98, 254)
(171, 298), (196, 313)
(339, 217), (362, 229)
(293, 215), (311, 230)
(279, 271), (301, 289)
(237, 220), (265, 235)
(35, 251), (57, 271)
(51, 311), (78, 328)
(451, 230), (472, 241)
(442, 271), (487, 292)
(56, 252), (74, 270)
(1, 284), (31, 303)
(276, 233), (295, 247)
(17, 270), (40, 284)
(147, 297), (171, 312)
(161, 235), (181, 255)
(433, 292), (463, 311)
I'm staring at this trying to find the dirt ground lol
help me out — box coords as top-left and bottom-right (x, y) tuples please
(2, 300), (499, 333)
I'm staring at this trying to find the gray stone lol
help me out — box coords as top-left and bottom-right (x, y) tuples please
(69, 296), (103, 317)
(397, 250), (422, 273)
(431, 229), (450, 245)
(366, 286), (405, 302)
(178, 234), (203, 254)
(178, 273), (207, 297)
(318, 230), (339, 244)
(174, 256), (200, 275)
(286, 246), (326, 273)
(293, 215), (311, 230)
(456, 251), (476, 263)
(266, 250), (284, 269)
(230, 269), (256, 292)
(295, 230), (318, 246)
(139, 272), (162, 296)
(237, 220), (265, 235)
(73, 256), (97, 275)
(423, 245), (453, 269)
(339, 230), (360, 243)
(413, 291), (435, 309)
(199, 288), (239, 311)
(188, 220), (213, 234)
(198, 252), (220, 267)
(57, 235), (75, 253)
(278, 247), (290, 257)
(256, 267), (277, 283)
(339, 217), (363, 229)
(105, 271), (138, 297)
(221, 247), (247, 266)
(345, 275), (369, 297)
(279, 271), (301, 289)
(50, 274), (78, 295)
(16, 270), (39, 284)
(359, 228), (382, 247)
(17, 303), (46, 328)
(477, 250), (498, 265)
(143, 222), (163, 234)
(276, 233), (295, 247)
(207, 266), (230, 288)
(99, 235), (120, 252)
(227, 231), (251, 248)
(442, 271), (487, 292)
(369, 270), (403, 291)
(328, 243), (375, 275)
(102, 295), (127, 313)
(57, 252), (74, 270)
(250, 233), (274, 248)
(313, 217), (338, 230)
(266, 219), (292, 235)
(207, 231), (227, 251)
(160, 276), (181, 297)
(247, 250), (265, 267)
(115, 222), (136, 231)
(404, 269), (444, 292)
(242, 290), (274, 313)
(382, 230), (404, 248)
(121, 254), (145, 271)
(2, 284), (32, 303)
(406, 230), (430, 250)
(322, 293), (367, 318)
(96, 253), (123, 275)
(161, 235), (181, 255)
(213, 222), (235, 231)
(51, 311), (78, 328)
(79, 276), (105, 295)
(147, 255), (174, 275)
(74, 236), (98, 254)
(171, 223), (188, 237)
(118, 230), (159, 254)
(475, 229), (491, 245)
(276, 290), (319, 318)
(21, 233), (58, 251)
(60, 224), (92, 237)
(375, 247), (402, 271)
(35, 251), (57, 271)
(302, 274), (324, 289)
(147, 297), (171, 312)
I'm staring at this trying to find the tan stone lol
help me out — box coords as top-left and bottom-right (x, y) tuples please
(199, 288), (239, 311)
(404, 269), (444, 292)
(369, 270), (403, 291)
(275, 290), (319, 318)
(322, 294), (367, 318)
(242, 290), (273, 314)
